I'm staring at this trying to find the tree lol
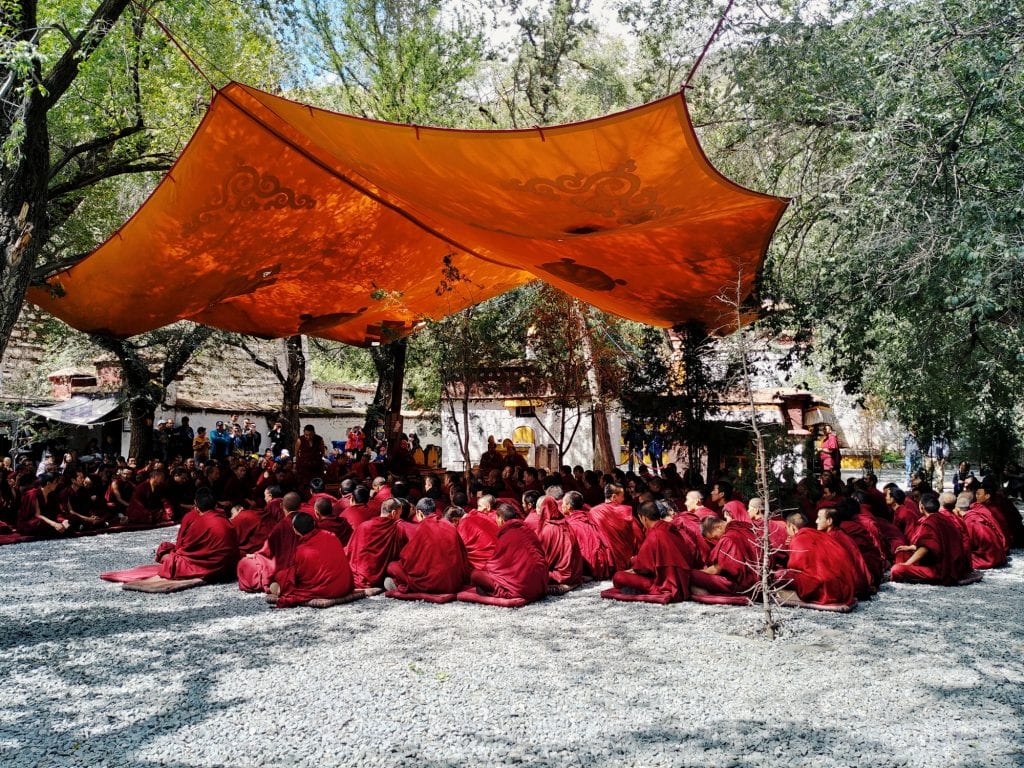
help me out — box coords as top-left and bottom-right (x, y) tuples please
(91, 323), (214, 461)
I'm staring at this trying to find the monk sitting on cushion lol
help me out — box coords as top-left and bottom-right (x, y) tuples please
(885, 486), (920, 538)
(126, 469), (173, 525)
(561, 491), (609, 581)
(237, 491), (303, 592)
(890, 493), (972, 585)
(156, 488), (239, 582)
(311, 496), (353, 546)
(340, 485), (375, 532)
(689, 512), (759, 597)
(271, 512), (355, 608)
(522, 490), (543, 531)
(456, 501), (500, 571)
(588, 483), (638, 572)
(537, 495), (584, 588)
(939, 492), (972, 554)
(958, 492), (1007, 570)
(231, 486), (284, 555)
(815, 506), (874, 598)
(467, 503), (548, 604)
(16, 472), (69, 537)
(385, 499), (469, 595)
(606, 500), (695, 603)
(776, 512), (857, 606)
(347, 497), (408, 589)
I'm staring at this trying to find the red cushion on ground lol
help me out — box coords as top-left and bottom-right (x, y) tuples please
(121, 576), (205, 593)
(778, 595), (857, 612)
(384, 591), (458, 603)
(690, 593), (751, 606)
(100, 564), (162, 583)
(303, 592), (368, 608)
(456, 589), (532, 608)
(599, 587), (674, 604)
(957, 571), (984, 586)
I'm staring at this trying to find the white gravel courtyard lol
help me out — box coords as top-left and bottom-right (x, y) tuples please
(1, 527), (1021, 768)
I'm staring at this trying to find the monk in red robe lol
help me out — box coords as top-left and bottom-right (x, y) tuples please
(891, 493), (972, 585)
(886, 486), (920, 537)
(560, 492), (608, 581)
(126, 469), (172, 525)
(346, 497), (408, 589)
(156, 488), (239, 581)
(816, 507), (874, 599)
(457, 505), (500, 570)
(272, 512), (355, 608)
(367, 476), (392, 517)
(237, 491), (303, 592)
(340, 485), (375, 532)
(604, 501), (695, 603)
(690, 513), (759, 597)
(939, 492), (972, 555)
(16, 473), (69, 537)
(537, 495), (584, 588)
(974, 483), (1017, 550)
(313, 496), (354, 546)
(775, 512), (856, 605)
(386, 502), (469, 595)
(231, 486), (284, 555)
(467, 503), (548, 603)
(958, 492), (1007, 569)
(589, 483), (637, 572)
(747, 497), (788, 568)
(522, 490), (543, 532)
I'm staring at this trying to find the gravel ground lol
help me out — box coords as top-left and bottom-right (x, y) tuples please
(0, 528), (1021, 768)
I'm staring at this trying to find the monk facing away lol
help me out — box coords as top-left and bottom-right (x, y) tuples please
(467, 503), (548, 604)
(271, 512), (355, 608)
(230, 485), (284, 555)
(385, 499), (470, 595)
(957, 492), (1007, 570)
(346, 497), (408, 589)
(890, 493), (972, 585)
(538, 495), (585, 589)
(603, 500), (696, 603)
(156, 487), (239, 582)
(689, 513), (759, 598)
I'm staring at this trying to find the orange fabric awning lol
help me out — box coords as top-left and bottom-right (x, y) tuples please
(30, 83), (788, 345)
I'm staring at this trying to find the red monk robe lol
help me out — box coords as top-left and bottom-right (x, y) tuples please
(671, 512), (711, 567)
(157, 507), (239, 581)
(838, 517), (885, 589)
(237, 509), (302, 592)
(872, 515), (908, 563)
(457, 510), (500, 570)
(827, 528), (874, 599)
(564, 509), (611, 580)
(893, 499), (921, 538)
(347, 516), (408, 589)
(691, 520), (760, 596)
(609, 519), (695, 603)
(776, 527), (856, 605)
(941, 509), (972, 557)
(275, 529), (354, 608)
(387, 515), (469, 594)
(890, 512), (971, 585)
(318, 514), (355, 547)
(341, 503), (375, 532)
(232, 507), (280, 555)
(590, 502), (637, 571)
(962, 503), (1007, 569)
(126, 480), (172, 525)
(538, 510), (584, 587)
(468, 519), (548, 602)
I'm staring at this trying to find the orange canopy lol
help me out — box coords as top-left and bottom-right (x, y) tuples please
(31, 83), (787, 345)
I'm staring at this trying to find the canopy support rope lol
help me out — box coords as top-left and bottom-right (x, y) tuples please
(682, 0), (737, 89)
(136, 2), (219, 92)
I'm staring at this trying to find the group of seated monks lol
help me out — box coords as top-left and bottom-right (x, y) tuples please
(133, 463), (1021, 609)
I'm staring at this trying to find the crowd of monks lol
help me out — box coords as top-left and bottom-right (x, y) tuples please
(3, 443), (1021, 608)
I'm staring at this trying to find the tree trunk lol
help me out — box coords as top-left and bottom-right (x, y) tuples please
(365, 339), (406, 446)
(280, 334), (306, 446)
(574, 303), (615, 472)
(127, 395), (156, 462)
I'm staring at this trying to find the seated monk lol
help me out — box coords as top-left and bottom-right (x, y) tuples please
(974, 482), (1017, 551)
(385, 500), (469, 594)
(775, 512), (856, 606)
(467, 503), (548, 603)
(313, 496), (354, 546)
(690, 511), (759, 597)
(748, 497), (788, 567)
(16, 473), (69, 537)
(397, 497), (419, 539)
(341, 485), (376, 532)
(237, 491), (303, 592)
(589, 483), (638, 572)
(231, 486), (284, 555)
(456, 503), (500, 571)
(522, 490), (542, 531)
(271, 512), (355, 608)
(834, 497), (886, 588)
(538, 495), (584, 588)
(885, 486), (920, 538)
(816, 506), (874, 598)
(957, 492), (1007, 570)
(607, 500), (695, 603)
(126, 469), (173, 525)
(156, 488), (239, 582)
(561, 491), (610, 581)
(331, 478), (356, 516)
(939, 492), (972, 554)
(347, 497), (408, 589)
(891, 493), (972, 585)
